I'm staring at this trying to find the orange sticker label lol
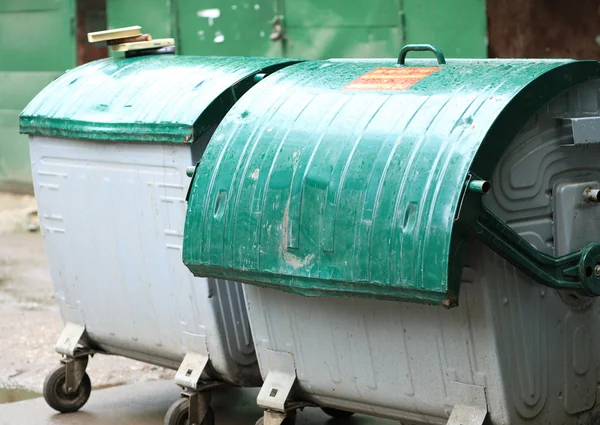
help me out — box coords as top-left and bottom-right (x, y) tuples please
(343, 67), (440, 91)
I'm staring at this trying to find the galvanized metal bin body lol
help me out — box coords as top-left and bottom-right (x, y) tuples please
(20, 55), (298, 385)
(27, 137), (257, 381)
(183, 56), (600, 423)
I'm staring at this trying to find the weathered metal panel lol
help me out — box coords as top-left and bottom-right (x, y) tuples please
(284, 27), (405, 60)
(20, 56), (299, 143)
(176, 0), (282, 57)
(117, 0), (486, 60)
(183, 58), (600, 304)
(281, 0), (485, 59)
(402, 0), (486, 58)
(29, 135), (262, 384)
(0, 0), (75, 72)
(284, 0), (401, 27)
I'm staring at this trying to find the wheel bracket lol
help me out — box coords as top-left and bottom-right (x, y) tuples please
(55, 322), (88, 357)
(175, 352), (209, 389)
(182, 390), (209, 425)
(62, 355), (89, 394)
(257, 350), (296, 412)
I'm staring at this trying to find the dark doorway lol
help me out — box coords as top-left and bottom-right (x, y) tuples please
(487, 0), (600, 59)
(77, 0), (108, 65)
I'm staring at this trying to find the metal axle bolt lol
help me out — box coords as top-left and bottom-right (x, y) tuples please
(595, 265), (600, 277)
(583, 187), (600, 203)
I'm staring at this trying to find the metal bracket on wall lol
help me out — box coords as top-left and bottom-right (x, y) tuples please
(458, 175), (600, 297)
(175, 352), (210, 389)
(257, 350), (297, 411)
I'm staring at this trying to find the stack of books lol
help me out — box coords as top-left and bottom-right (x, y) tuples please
(87, 26), (175, 57)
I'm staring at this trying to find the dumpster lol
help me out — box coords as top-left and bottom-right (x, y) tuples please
(20, 54), (299, 425)
(183, 45), (600, 424)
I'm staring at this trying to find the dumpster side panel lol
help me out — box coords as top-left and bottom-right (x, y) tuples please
(184, 59), (598, 304)
(244, 245), (600, 424)
(243, 254), (508, 423)
(29, 136), (260, 384)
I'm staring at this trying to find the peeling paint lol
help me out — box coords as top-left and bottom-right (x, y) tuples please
(284, 252), (314, 269)
(250, 168), (260, 181)
(197, 8), (220, 26)
(213, 32), (225, 43)
(279, 200), (315, 271)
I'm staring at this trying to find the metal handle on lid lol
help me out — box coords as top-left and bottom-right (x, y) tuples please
(397, 44), (446, 65)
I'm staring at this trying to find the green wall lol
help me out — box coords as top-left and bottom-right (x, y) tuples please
(1, 0), (486, 190)
(0, 0), (76, 191)
(108, 0), (487, 59)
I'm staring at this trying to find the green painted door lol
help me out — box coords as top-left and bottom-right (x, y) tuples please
(0, 0), (76, 189)
(281, 0), (404, 58)
(402, 0), (487, 58)
(105, 0), (487, 61)
(280, 0), (486, 59)
(175, 0), (282, 57)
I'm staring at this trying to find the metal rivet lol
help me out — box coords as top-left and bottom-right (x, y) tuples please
(594, 265), (600, 277)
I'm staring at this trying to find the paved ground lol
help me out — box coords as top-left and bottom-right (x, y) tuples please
(0, 379), (396, 425)
(0, 193), (173, 394)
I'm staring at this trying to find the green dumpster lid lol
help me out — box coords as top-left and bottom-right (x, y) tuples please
(20, 55), (299, 143)
(183, 57), (600, 306)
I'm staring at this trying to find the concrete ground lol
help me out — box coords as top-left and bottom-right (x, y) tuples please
(0, 380), (397, 425)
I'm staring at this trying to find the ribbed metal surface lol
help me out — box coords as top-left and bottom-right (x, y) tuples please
(29, 136), (262, 384)
(20, 55), (298, 143)
(183, 58), (600, 304)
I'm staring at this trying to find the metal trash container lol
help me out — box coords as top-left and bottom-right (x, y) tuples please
(182, 45), (600, 425)
(19, 54), (299, 425)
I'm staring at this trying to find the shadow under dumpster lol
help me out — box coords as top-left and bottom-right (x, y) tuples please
(0, 380), (401, 425)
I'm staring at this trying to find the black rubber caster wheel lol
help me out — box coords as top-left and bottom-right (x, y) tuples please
(164, 398), (214, 425)
(321, 407), (355, 419)
(43, 364), (92, 413)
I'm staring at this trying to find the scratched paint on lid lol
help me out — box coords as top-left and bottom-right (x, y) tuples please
(343, 67), (441, 91)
